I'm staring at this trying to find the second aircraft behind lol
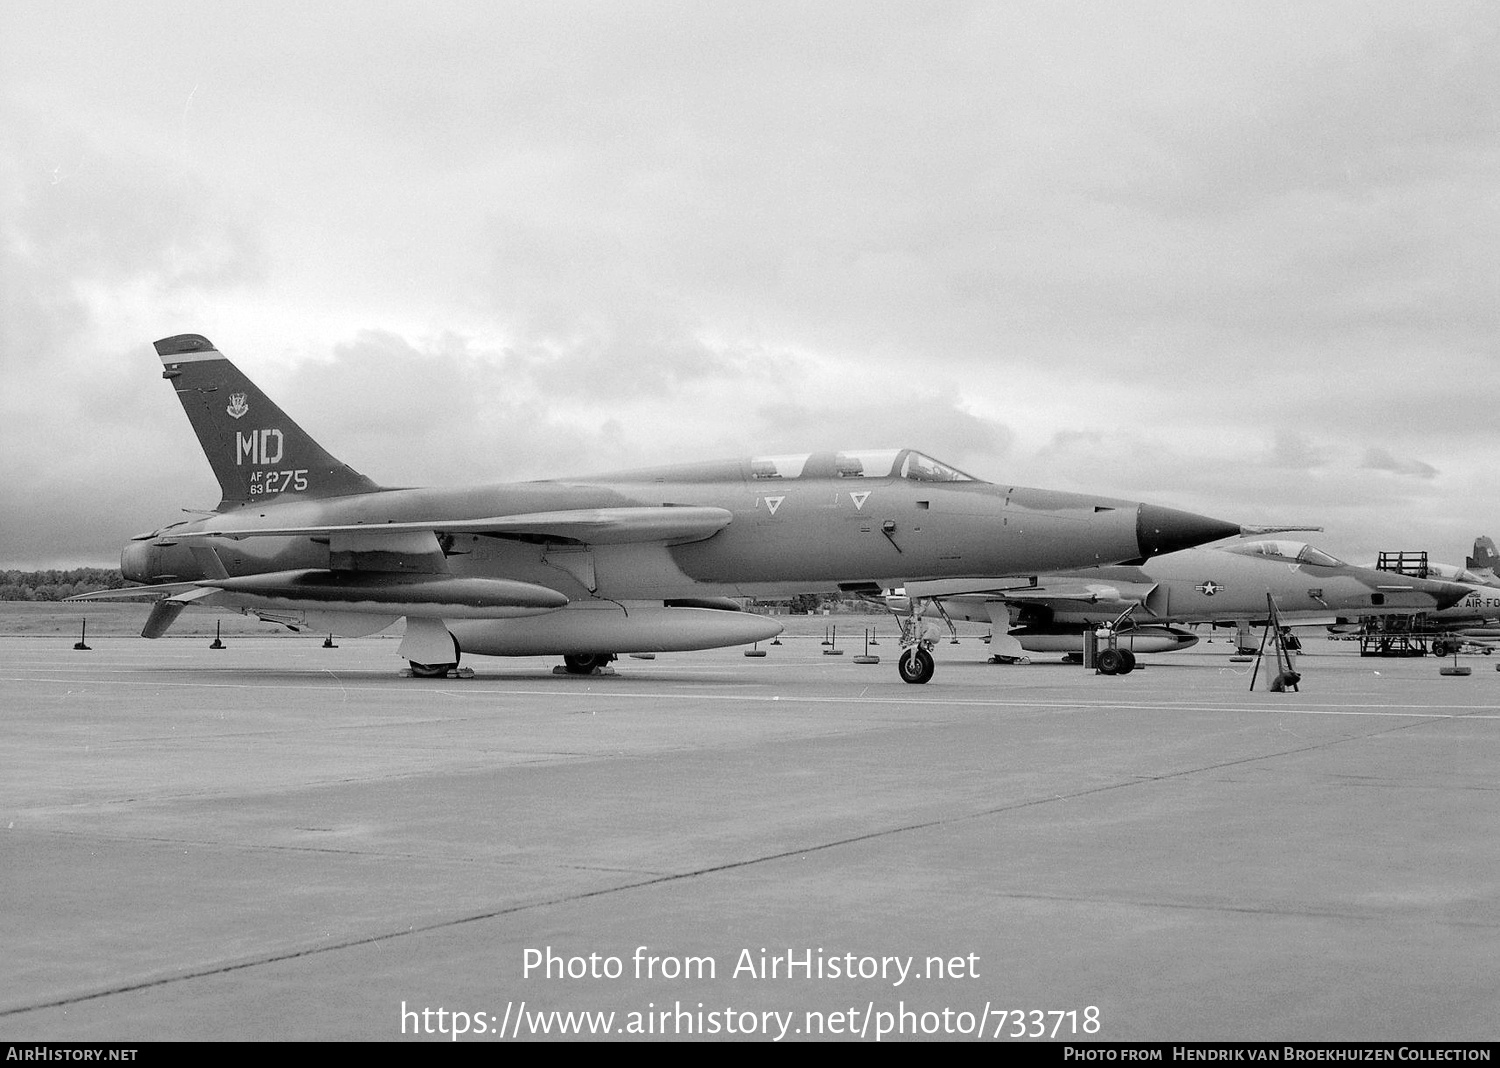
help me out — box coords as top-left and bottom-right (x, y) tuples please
(900, 538), (1472, 669)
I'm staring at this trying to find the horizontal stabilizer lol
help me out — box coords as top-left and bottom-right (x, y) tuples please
(173, 505), (735, 546)
(67, 581), (207, 601)
(141, 599), (189, 639)
(140, 587), (220, 638)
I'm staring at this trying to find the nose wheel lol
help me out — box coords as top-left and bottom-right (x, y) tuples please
(898, 646), (935, 684)
(880, 594), (947, 684)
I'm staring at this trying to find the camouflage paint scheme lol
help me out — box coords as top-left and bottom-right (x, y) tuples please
(75, 334), (1242, 681)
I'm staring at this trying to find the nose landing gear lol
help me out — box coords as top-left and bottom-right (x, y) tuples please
(883, 594), (954, 684)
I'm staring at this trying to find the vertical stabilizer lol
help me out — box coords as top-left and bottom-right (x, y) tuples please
(155, 334), (381, 510)
(1467, 535), (1499, 578)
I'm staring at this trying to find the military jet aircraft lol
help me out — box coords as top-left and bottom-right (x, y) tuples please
(71, 334), (1244, 683)
(894, 538), (1472, 672)
(1347, 540), (1500, 657)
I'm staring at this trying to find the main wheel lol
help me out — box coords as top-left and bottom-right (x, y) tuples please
(1431, 640), (1450, 658)
(898, 647), (935, 684)
(563, 653), (614, 675)
(409, 630), (460, 678)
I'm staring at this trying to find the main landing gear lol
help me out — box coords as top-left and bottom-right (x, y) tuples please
(561, 653), (617, 675)
(402, 621), (471, 681)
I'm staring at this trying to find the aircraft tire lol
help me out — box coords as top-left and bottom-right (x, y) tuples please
(408, 630), (461, 678)
(1096, 648), (1124, 675)
(898, 647), (935, 684)
(1431, 640), (1449, 658)
(563, 653), (614, 675)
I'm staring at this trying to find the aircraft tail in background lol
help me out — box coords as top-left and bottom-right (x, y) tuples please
(1466, 535), (1499, 578)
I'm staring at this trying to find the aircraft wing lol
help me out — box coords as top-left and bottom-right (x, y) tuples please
(1002, 581), (1153, 606)
(903, 578), (1042, 599)
(906, 577), (1156, 607)
(171, 506), (735, 546)
(68, 569), (572, 637)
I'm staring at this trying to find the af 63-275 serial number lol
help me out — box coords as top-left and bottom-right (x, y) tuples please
(248, 469), (308, 495)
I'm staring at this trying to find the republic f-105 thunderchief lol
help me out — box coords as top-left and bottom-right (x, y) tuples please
(72, 334), (1244, 683)
(894, 538), (1471, 673)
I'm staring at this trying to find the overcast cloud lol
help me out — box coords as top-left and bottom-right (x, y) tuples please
(2, 1), (1496, 569)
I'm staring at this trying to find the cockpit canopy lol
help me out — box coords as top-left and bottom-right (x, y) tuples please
(1222, 540), (1343, 568)
(749, 449), (977, 482)
(1426, 562), (1498, 587)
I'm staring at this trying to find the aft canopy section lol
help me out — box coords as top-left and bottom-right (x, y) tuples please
(1223, 540), (1342, 567)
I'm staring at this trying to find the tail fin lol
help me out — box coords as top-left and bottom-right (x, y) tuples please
(155, 334), (381, 511)
(1467, 535), (1499, 577)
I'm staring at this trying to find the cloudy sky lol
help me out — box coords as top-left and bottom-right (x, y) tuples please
(3, 1), (1496, 570)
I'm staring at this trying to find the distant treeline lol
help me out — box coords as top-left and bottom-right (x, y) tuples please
(0, 568), (127, 601)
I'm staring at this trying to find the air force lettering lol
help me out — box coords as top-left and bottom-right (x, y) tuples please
(237, 428), (285, 466)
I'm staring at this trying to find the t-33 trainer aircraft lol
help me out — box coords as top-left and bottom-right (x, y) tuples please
(72, 334), (1244, 683)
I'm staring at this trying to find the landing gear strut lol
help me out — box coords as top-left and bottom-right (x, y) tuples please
(888, 595), (945, 684)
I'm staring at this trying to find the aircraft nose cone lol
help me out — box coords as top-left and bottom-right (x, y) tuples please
(1135, 504), (1241, 558)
